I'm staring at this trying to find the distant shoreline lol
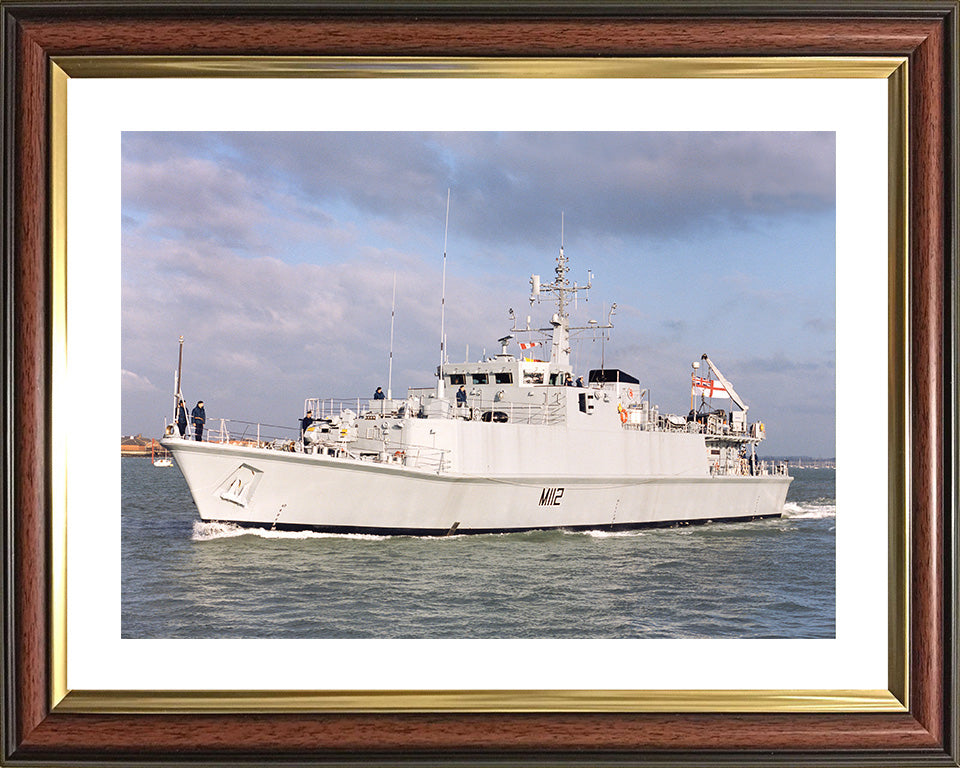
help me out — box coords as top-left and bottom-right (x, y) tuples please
(771, 457), (836, 469)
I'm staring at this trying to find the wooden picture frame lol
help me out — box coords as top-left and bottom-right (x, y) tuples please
(2, 2), (957, 765)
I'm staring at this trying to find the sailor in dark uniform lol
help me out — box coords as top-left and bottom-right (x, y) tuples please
(373, 387), (385, 400)
(191, 401), (206, 441)
(176, 399), (188, 437)
(456, 385), (467, 407)
(300, 410), (314, 439)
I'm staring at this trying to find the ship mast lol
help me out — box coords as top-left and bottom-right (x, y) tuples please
(547, 218), (572, 365)
(516, 214), (610, 369)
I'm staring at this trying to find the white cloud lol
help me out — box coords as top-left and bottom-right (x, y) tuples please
(121, 369), (156, 392)
(123, 131), (836, 250)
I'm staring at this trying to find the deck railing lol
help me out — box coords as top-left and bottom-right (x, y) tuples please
(708, 458), (791, 478)
(457, 397), (566, 426)
(173, 416), (451, 473)
(304, 393), (567, 426)
(304, 397), (387, 420)
(181, 418), (302, 447)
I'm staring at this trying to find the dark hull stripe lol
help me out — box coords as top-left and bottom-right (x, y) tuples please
(207, 512), (783, 538)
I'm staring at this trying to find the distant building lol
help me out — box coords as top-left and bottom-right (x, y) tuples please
(120, 434), (160, 457)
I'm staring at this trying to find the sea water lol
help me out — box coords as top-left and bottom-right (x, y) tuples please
(121, 461), (835, 639)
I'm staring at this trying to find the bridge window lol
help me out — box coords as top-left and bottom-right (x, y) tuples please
(448, 374), (465, 385)
(522, 370), (544, 384)
(495, 372), (513, 384)
(471, 374), (488, 384)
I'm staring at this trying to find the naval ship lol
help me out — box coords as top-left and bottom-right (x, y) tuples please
(162, 242), (791, 535)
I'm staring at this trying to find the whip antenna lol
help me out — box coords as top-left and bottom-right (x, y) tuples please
(387, 272), (396, 400)
(438, 189), (450, 396)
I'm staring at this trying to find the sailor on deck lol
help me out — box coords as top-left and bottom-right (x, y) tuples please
(373, 387), (385, 400)
(300, 410), (314, 439)
(456, 385), (467, 407)
(176, 399), (188, 437)
(191, 401), (206, 441)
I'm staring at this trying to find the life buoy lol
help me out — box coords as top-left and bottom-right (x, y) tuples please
(628, 388), (634, 398)
(618, 404), (628, 424)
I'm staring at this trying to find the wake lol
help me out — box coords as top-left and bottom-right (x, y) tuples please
(781, 501), (836, 520)
(191, 520), (386, 542)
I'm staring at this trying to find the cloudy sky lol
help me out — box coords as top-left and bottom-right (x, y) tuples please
(121, 131), (835, 456)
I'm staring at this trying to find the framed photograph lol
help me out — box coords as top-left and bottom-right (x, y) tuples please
(3, 2), (957, 765)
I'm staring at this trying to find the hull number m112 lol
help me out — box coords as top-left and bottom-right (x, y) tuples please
(539, 487), (565, 506)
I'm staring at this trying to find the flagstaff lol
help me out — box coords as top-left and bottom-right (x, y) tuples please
(173, 335), (184, 421)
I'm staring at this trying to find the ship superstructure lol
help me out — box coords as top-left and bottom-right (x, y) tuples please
(162, 235), (791, 535)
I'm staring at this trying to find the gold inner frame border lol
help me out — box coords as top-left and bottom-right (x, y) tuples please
(48, 55), (909, 715)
